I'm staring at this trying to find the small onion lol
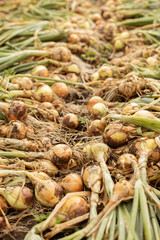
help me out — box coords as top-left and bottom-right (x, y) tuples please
(91, 102), (107, 119)
(98, 66), (112, 78)
(50, 46), (71, 62)
(134, 110), (156, 119)
(88, 120), (102, 136)
(63, 113), (79, 129)
(52, 99), (65, 111)
(120, 31), (130, 39)
(117, 154), (138, 170)
(83, 165), (101, 190)
(66, 73), (78, 83)
(35, 180), (63, 207)
(51, 82), (69, 99)
(34, 84), (53, 102)
(0, 186), (33, 210)
(90, 72), (100, 82)
(103, 124), (129, 148)
(38, 102), (59, 121)
(32, 65), (49, 77)
(0, 196), (8, 215)
(51, 144), (72, 167)
(68, 34), (80, 43)
(146, 56), (158, 68)
(59, 196), (89, 218)
(61, 173), (83, 192)
(114, 39), (125, 50)
(87, 96), (104, 111)
(11, 77), (34, 90)
(122, 103), (140, 114)
(63, 64), (80, 74)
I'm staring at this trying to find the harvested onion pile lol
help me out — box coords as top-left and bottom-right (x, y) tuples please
(0, 0), (160, 239)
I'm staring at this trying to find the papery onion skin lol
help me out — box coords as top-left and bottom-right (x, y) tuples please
(87, 96), (104, 111)
(50, 46), (71, 62)
(88, 120), (102, 136)
(59, 196), (89, 218)
(63, 113), (79, 129)
(32, 65), (49, 77)
(0, 186), (33, 210)
(51, 82), (69, 99)
(117, 153), (138, 170)
(91, 102), (107, 119)
(83, 165), (101, 190)
(34, 84), (53, 102)
(35, 180), (63, 207)
(11, 77), (34, 90)
(134, 110), (156, 119)
(51, 144), (72, 167)
(61, 173), (83, 192)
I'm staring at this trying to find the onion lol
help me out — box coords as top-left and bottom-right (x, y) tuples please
(63, 64), (80, 74)
(98, 66), (112, 78)
(24, 160), (58, 176)
(117, 153), (138, 170)
(11, 77), (34, 90)
(51, 82), (69, 99)
(0, 120), (27, 139)
(0, 196), (8, 215)
(66, 73), (78, 83)
(0, 186), (33, 210)
(83, 165), (101, 190)
(87, 96), (104, 111)
(35, 179), (63, 207)
(88, 120), (102, 136)
(90, 72), (100, 82)
(122, 103), (140, 114)
(61, 173), (83, 192)
(38, 102), (59, 121)
(120, 31), (130, 39)
(51, 144), (72, 168)
(32, 65), (49, 77)
(103, 124), (129, 148)
(50, 47), (71, 62)
(0, 101), (27, 121)
(68, 34), (80, 43)
(52, 99), (64, 111)
(134, 110), (156, 119)
(114, 39), (125, 50)
(118, 78), (145, 97)
(59, 196), (89, 218)
(146, 56), (158, 68)
(34, 84), (53, 102)
(91, 102), (107, 119)
(63, 113), (79, 129)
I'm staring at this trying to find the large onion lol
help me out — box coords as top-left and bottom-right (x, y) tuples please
(51, 82), (69, 99)
(34, 84), (53, 102)
(50, 46), (71, 62)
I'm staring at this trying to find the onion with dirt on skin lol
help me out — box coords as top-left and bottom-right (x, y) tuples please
(63, 113), (79, 129)
(98, 65), (113, 78)
(11, 77), (34, 90)
(61, 173), (83, 192)
(0, 186), (33, 210)
(87, 96), (104, 111)
(91, 102), (107, 119)
(88, 120), (102, 136)
(66, 73), (78, 83)
(0, 101), (27, 121)
(117, 153), (138, 170)
(50, 46), (71, 62)
(34, 84), (53, 102)
(51, 144), (73, 168)
(51, 82), (69, 99)
(38, 102), (59, 121)
(0, 196), (8, 215)
(31, 65), (49, 77)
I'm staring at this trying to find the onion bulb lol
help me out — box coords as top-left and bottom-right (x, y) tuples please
(34, 84), (53, 102)
(0, 196), (8, 215)
(83, 165), (101, 190)
(103, 124), (129, 148)
(87, 96), (104, 111)
(134, 110), (156, 119)
(38, 102), (59, 121)
(35, 180), (63, 207)
(91, 102), (107, 119)
(122, 103), (140, 114)
(68, 34), (80, 43)
(114, 39), (125, 50)
(51, 82), (69, 99)
(98, 66), (112, 78)
(61, 173), (83, 192)
(91, 72), (100, 82)
(63, 113), (79, 129)
(32, 65), (49, 77)
(59, 196), (89, 218)
(50, 47), (71, 62)
(0, 186), (33, 210)
(88, 120), (102, 136)
(51, 144), (72, 168)
(146, 56), (158, 68)
(11, 77), (34, 90)
(63, 64), (80, 74)
(0, 101), (27, 121)
(117, 154), (138, 170)
(66, 73), (78, 83)
(52, 99), (64, 111)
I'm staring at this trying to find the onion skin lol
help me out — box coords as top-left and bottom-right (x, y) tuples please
(88, 120), (102, 136)
(0, 101), (27, 122)
(32, 65), (49, 77)
(103, 124), (129, 148)
(87, 96), (104, 111)
(59, 196), (89, 218)
(51, 82), (69, 99)
(38, 102), (59, 121)
(51, 144), (72, 168)
(134, 110), (156, 119)
(83, 165), (101, 190)
(63, 113), (79, 129)
(117, 153), (138, 170)
(35, 180), (63, 207)
(34, 84), (53, 102)
(0, 186), (33, 210)
(61, 173), (83, 192)
(0, 196), (8, 215)
(11, 77), (34, 90)
(66, 73), (78, 83)
(91, 102), (107, 119)
(50, 47), (71, 62)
